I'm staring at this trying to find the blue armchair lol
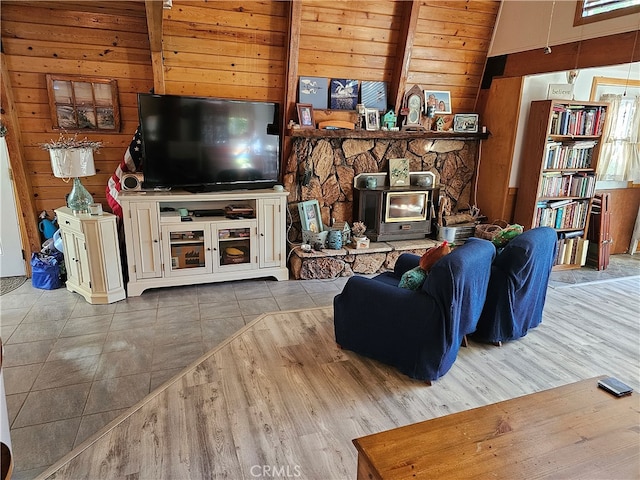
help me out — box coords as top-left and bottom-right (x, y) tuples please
(333, 238), (496, 382)
(472, 226), (558, 345)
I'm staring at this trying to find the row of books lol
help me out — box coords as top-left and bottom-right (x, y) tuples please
(554, 236), (589, 266)
(535, 199), (589, 230)
(544, 140), (596, 169)
(538, 172), (596, 198)
(550, 105), (606, 136)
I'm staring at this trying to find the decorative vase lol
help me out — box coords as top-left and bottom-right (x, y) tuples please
(326, 229), (343, 250)
(67, 177), (94, 214)
(366, 176), (377, 189)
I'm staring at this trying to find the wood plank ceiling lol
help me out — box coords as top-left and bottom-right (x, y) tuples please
(0, 0), (500, 261)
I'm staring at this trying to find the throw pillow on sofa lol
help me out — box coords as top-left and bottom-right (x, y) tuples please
(399, 242), (451, 290)
(399, 266), (428, 290)
(419, 241), (451, 271)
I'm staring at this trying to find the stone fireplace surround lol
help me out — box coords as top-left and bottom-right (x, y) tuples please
(282, 134), (481, 243)
(281, 133), (483, 279)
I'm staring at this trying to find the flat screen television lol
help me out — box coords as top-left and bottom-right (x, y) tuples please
(138, 93), (281, 192)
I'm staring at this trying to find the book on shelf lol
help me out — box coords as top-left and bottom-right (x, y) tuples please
(565, 238), (578, 264)
(548, 199), (574, 209)
(556, 240), (566, 265)
(555, 207), (565, 229)
(544, 140), (597, 169)
(555, 235), (588, 266)
(559, 229), (584, 239)
(569, 172), (596, 197)
(577, 238), (589, 266)
(549, 104), (606, 136)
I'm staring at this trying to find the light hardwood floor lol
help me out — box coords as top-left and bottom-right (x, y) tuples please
(38, 276), (640, 480)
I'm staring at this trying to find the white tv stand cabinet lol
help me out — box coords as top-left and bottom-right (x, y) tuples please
(120, 189), (289, 296)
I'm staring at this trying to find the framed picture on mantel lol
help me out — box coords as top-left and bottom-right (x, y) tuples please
(388, 158), (410, 187)
(299, 76), (328, 109)
(424, 90), (451, 115)
(298, 200), (323, 233)
(296, 103), (315, 129)
(453, 114), (479, 133)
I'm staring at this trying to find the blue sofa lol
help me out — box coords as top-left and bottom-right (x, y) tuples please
(333, 238), (496, 382)
(472, 226), (558, 345)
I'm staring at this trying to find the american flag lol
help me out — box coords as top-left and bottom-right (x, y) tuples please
(106, 127), (143, 217)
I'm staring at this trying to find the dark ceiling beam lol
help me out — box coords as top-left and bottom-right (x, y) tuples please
(503, 30), (640, 78)
(391, 0), (420, 114)
(145, 0), (165, 94)
(282, 0), (303, 183)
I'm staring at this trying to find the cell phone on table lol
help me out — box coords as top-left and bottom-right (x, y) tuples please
(598, 377), (633, 397)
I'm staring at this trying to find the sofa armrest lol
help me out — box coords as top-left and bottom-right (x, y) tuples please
(334, 276), (435, 345)
(393, 253), (421, 277)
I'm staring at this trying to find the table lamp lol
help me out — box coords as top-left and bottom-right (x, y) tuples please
(50, 147), (96, 214)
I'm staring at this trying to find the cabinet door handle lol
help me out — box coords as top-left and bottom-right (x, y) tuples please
(65, 220), (70, 225)
(260, 233), (264, 237)
(153, 239), (158, 243)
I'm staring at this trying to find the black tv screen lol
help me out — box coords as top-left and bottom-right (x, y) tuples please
(138, 93), (280, 191)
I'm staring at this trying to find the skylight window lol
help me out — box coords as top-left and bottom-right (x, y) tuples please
(574, 0), (640, 25)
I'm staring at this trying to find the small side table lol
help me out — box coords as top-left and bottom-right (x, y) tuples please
(55, 207), (126, 304)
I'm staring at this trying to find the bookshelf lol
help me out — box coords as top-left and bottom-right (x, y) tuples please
(513, 100), (608, 270)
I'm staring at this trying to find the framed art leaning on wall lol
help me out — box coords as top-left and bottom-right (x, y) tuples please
(46, 74), (120, 132)
(424, 90), (451, 115)
(453, 114), (479, 133)
(298, 200), (323, 233)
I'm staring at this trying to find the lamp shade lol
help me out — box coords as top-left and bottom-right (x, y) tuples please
(49, 148), (96, 178)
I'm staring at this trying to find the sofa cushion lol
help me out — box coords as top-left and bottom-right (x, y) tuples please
(419, 241), (451, 271)
(398, 266), (428, 290)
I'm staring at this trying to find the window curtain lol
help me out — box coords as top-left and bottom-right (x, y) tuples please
(597, 93), (640, 184)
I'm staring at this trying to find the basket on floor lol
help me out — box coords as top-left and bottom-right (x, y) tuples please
(476, 220), (523, 248)
(475, 220), (509, 242)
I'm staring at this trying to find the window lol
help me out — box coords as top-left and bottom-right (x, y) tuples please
(594, 91), (640, 183)
(574, 0), (640, 26)
(46, 75), (121, 132)
(590, 75), (640, 184)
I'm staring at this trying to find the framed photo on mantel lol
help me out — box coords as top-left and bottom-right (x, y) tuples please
(296, 103), (315, 129)
(424, 90), (451, 115)
(453, 114), (479, 133)
(299, 76), (328, 109)
(388, 158), (410, 187)
(330, 79), (359, 110)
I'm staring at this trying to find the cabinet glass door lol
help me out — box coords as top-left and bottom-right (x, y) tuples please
(214, 221), (257, 272)
(162, 224), (212, 277)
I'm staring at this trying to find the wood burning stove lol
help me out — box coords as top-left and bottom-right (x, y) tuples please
(353, 173), (438, 242)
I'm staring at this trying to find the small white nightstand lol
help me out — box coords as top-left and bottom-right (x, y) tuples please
(55, 207), (126, 304)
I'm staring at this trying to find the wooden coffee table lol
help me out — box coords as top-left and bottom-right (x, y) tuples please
(353, 376), (639, 479)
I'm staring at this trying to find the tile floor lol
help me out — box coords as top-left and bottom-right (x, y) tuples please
(1, 276), (349, 479)
(1, 254), (639, 479)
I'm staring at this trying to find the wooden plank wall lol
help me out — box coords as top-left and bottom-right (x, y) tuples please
(1, 1), (153, 215)
(409, 1), (498, 113)
(296, 0), (404, 124)
(162, 2), (288, 101)
(0, 0), (499, 251)
(298, 1), (400, 83)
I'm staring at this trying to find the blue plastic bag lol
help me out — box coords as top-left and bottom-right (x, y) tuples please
(31, 252), (63, 290)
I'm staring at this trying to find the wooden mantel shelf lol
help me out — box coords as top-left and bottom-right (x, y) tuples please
(289, 129), (489, 141)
